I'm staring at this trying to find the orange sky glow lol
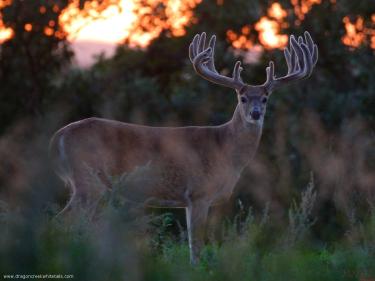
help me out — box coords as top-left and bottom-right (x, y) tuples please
(60, 1), (137, 44)
(0, 0), (374, 65)
(0, 0), (12, 43)
(60, 0), (202, 64)
(59, 0), (202, 47)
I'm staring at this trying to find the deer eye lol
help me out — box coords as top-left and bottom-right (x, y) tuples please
(261, 97), (268, 104)
(240, 96), (248, 103)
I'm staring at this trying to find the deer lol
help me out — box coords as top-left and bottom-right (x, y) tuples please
(49, 31), (318, 264)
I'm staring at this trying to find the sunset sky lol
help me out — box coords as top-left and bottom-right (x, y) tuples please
(0, 0), (373, 66)
(63, 0), (290, 66)
(61, 0), (138, 66)
(61, 0), (203, 66)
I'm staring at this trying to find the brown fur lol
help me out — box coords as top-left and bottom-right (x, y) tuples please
(49, 104), (263, 263)
(50, 105), (261, 205)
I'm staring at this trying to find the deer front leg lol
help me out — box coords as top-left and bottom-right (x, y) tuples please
(185, 199), (209, 265)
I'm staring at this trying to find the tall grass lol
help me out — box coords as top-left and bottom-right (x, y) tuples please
(1, 173), (375, 281)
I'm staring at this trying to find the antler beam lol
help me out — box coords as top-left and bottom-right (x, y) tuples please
(189, 32), (245, 91)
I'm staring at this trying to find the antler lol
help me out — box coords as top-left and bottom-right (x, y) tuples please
(264, 31), (318, 92)
(189, 31), (318, 93)
(189, 32), (245, 91)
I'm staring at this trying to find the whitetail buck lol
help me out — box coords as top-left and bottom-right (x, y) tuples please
(49, 31), (318, 264)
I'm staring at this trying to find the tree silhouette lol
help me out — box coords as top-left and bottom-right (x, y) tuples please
(0, 0), (118, 131)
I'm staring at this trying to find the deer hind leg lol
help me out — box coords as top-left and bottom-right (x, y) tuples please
(55, 177), (76, 217)
(185, 199), (209, 265)
(56, 168), (98, 217)
(55, 175), (89, 218)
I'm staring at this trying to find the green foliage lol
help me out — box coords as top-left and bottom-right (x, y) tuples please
(1, 179), (375, 281)
(286, 173), (317, 246)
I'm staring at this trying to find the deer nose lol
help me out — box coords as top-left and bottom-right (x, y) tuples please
(251, 110), (261, 120)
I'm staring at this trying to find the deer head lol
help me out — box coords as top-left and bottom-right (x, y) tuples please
(189, 32), (318, 126)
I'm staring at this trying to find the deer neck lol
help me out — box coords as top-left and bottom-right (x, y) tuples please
(225, 104), (263, 169)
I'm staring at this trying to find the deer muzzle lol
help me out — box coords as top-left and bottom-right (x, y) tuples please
(250, 109), (261, 120)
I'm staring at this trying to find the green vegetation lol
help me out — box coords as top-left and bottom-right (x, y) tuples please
(1, 176), (375, 280)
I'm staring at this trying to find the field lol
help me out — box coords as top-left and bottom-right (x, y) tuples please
(0, 0), (374, 280)
(1, 172), (375, 281)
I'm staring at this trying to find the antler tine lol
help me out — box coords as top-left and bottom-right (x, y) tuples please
(304, 31), (318, 66)
(264, 31), (318, 92)
(291, 36), (306, 73)
(198, 32), (206, 53)
(189, 34), (200, 63)
(189, 33), (245, 91)
(207, 35), (217, 72)
(291, 44), (298, 72)
(233, 61), (243, 83)
(283, 48), (292, 74)
(265, 61), (275, 85)
(300, 43), (314, 76)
